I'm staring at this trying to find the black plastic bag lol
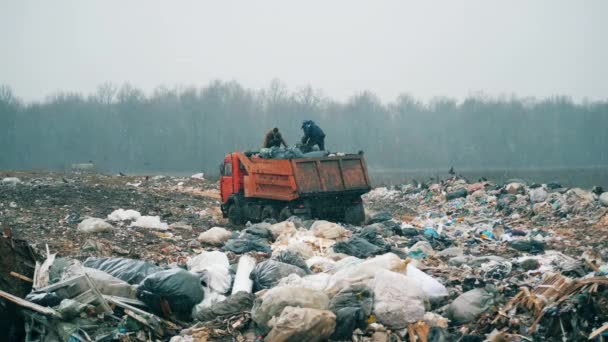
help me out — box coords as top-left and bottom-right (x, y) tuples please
(222, 238), (272, 254)
(273, 250), (311, 274)
(192, 291), (254, 322)
(137, 268), (204, 320)
(329, 284), (373, 340)
(333, 236), (384, 258)
(368, 211), (392, 223)
(83, 257), (163, 285)
(243, 224), (274, 241)
(447, 188), (468, 201)
(250, 260), (307, 292)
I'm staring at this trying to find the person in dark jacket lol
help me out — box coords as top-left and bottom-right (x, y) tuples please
(301, 120), (325, 151)
(263, 127), (287, 148)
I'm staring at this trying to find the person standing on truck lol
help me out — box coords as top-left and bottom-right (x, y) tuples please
(263, 127), (288, 148)
(301, 120), (325, 151)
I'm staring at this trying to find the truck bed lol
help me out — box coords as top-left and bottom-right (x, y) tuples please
(237, 152), (371, 201)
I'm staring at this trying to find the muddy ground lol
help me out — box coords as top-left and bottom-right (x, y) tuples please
(0, 171), (225, 264)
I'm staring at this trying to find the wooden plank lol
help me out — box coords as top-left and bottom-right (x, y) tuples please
(588, 322), (608, 340)
(10, 271), (33, 283)
(0, 290), (62, 318)
(103, 295), (147, 308)
(82, 273), (112, 314)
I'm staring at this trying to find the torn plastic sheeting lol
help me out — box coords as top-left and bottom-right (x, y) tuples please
(250, 259), (307, 292)
(266, 306), (336, 342)
(306, 256), (337, 273)
(61, 261), (138, 299)
(83, 257), (163, 285)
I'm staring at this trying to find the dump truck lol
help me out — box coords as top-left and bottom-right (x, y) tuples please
(220, 151), (371, 225)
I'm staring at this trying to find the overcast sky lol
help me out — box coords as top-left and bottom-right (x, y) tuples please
(1, 0), (607, 102)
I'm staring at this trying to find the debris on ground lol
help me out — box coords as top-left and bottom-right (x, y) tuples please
(1, 171), (608, 341)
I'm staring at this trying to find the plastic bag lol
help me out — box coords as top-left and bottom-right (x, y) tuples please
(83, 257), (163, 285)
(251, 286), (330, 334)
(310, 220), (345, 239)
(368, 211), (392, 223)
(325, 253), (405, 295)
(273, 250), (311, 274)
(244, 223), (274, 241)
(305, 256), (337, 273)
(223, 237), (272, 254)
(446, 287), (497, 324)
(192, 291), (254, 322)
(266, 306), (336, 342)
(106, 209), (141, 222)
(187, 251), (231, 294)
(269, 221), (297, 239)
(77, 218), (113, 233)
(128, 215), (169, 230)
(329, 284), (373, 340)
(277, 273), (331, 291)
(232, 255), (256, 295)
(62, 261), (137, 298)
(25, 292), (62, 307)
(372, 269), (426, 328)
(333, 236), (385, 258)
(197, 227), (232, 245)
(250, 260), (307, 292)
(405, 263), (448, 299)
(137, 268), (204, 319)
(356, 226), (391, 250)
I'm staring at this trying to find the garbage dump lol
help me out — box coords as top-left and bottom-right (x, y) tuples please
(1, 171), (608, 341)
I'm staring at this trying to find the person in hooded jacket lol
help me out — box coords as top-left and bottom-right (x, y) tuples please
(300, 120), (325, 151)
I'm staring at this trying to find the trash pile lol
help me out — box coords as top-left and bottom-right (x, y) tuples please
(1, 173), (608, 341)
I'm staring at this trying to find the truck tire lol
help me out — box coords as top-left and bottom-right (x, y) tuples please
(344, 202), (365, 225)
(278, 207), (293, 221)
(228, 205), (244, 225)
(261, 206), (277, 221)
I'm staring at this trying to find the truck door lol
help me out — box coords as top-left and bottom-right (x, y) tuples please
(220, 158), (234, 203)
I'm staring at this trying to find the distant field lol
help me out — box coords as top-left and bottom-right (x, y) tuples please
(369, 166), (608, 188)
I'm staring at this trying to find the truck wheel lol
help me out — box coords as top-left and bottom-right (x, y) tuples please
(261, 206), (277, 221)
(228, 205), (243, 225)
(278, 207), (293, 222)
(344, 202), (365, 225)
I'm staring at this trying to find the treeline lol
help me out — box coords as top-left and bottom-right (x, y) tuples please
(1, 80), (607, 174)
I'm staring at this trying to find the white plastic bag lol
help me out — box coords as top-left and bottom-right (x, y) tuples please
(325, 253), (405, 295)
(310, 220), (345, 239)
(277, 273), (331, 291)
(306, 256), (337, 273)
(197, 227), (232, 245)
(372, 269), (426, 328)
(77, 218), (114, 233)
(129, 216), (169, 230)
(107, 209), (141, 222)
(405, 263), (448, 298)
(187, 251), (231, 294)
